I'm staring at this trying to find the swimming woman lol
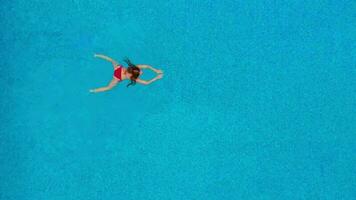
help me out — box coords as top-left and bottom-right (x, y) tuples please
(89, 54), (163, 93)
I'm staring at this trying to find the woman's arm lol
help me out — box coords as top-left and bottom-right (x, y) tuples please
(137, 64), (163, 74)
(136, 74), (163, 85)
(94, 54), (119, 66)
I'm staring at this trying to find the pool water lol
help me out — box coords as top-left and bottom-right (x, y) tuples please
(1, 0), (355, 199)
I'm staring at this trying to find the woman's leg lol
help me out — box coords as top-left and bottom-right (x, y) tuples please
(94, 54), (119, 69)
(90, 78), (119, 93)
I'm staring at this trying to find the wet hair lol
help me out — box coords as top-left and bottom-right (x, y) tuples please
(124, 58), (141, 87)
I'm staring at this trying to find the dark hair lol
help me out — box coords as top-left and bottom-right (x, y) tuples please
(124, 58), (141, 87)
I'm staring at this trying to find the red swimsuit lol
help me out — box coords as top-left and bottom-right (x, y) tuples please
(114, 65), (123, 80)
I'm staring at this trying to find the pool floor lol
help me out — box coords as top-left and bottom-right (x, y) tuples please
(1, 0), (355, 199)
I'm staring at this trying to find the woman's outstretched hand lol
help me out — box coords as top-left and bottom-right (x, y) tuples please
(157, 74), (163, 79)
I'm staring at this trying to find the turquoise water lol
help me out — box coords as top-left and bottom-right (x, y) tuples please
(1, 0), (355, 199)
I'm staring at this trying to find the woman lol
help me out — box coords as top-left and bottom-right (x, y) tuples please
(89, 54), (163, 93)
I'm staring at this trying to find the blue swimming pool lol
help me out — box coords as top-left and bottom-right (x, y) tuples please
(1, 0), (355, 199)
